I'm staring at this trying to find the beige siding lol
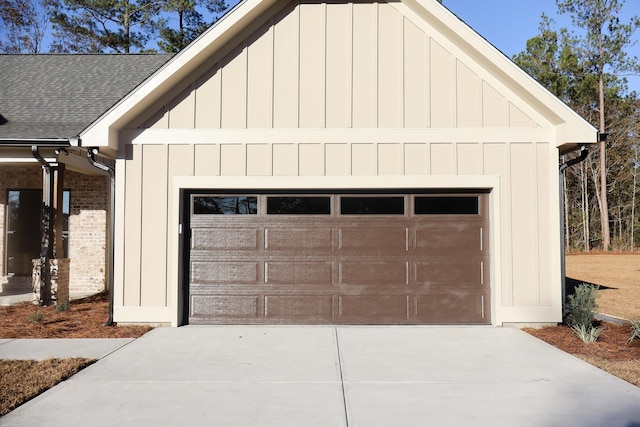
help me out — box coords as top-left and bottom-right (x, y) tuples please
(326, 3), (352, 128)
(510, 143), (539, 306)
(123, 144), (143, 306)
(119, 137), (559, 325)
(140, 145), (169, 306)
(143, 1), (544, 133)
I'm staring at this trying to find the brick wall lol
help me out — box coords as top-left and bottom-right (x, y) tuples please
(0, 165), (108, 293)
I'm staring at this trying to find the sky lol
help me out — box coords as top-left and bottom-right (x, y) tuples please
(443, 0), (640, 93)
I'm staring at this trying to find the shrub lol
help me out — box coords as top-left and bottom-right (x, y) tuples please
(629, 320), (640, 344)
(571, 324), (604, 343)
(565, 283), (599, 328)
(54, 302), (70, 312)
(27, 311), (44, 323)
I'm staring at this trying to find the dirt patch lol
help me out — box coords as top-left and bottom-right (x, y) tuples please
(566, 253), (640, 320)
(0, 292), (150, 338)
(0, 358), (95, 416)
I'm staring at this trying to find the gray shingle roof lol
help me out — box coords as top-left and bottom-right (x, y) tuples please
(0, 54), (172, 140)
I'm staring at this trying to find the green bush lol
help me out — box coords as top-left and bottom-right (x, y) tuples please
(54, 302), (70, 312)
(571, 324), (603, 343)
(629, 320), (640, 344)
(27, 311), (44, 323)
(565, 283), (599, 328)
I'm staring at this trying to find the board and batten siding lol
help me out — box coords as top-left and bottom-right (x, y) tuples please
(115, 138), (559, 325)
(142, 1), (540, 131)
(113, 0), (564, 325)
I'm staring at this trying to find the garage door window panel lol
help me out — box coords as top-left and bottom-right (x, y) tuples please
(340, 196), (405, 215)
(192, 196), (257, 215)
(266, 196), (331, 215)
(414, 196), (479, 215)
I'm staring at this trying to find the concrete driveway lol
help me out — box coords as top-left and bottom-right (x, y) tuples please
(2, 326), (640, 426)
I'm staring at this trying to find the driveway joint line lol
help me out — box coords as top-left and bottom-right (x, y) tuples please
(334, 327), (350, 427)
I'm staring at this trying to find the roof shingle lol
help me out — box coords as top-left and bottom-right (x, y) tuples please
(0, 54), (172, 140)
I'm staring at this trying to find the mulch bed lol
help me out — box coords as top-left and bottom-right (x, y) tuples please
(0, 292), (150, 339)
(525, 322), (640, 362)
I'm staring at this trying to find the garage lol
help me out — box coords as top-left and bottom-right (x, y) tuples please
(186, 192), (490, 325)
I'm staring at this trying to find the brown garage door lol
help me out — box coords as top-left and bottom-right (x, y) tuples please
(186, 192), (490, 325)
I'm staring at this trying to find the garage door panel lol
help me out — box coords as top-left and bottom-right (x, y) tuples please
(187, 192), (490, 325)
(266, 261), (334, 285)
(192, 228), (260, 250)
(265, 295), (334, 318)
(339, 295), (409, 321)
(338, 227), (407, 251)
(414, 291), (486, 323)
(191, 261), (260, 284)
(190, 295), (259, 321)
(414, 225), (483, 251)
(265, 228), (334, 251)
(413, 259), (484, 286)
(340, 261), (408, 285)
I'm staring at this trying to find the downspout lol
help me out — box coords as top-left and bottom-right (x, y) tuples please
(31, 146), (54, 305)
(86, 148), (116, 326)
(559, 144), (590, 313)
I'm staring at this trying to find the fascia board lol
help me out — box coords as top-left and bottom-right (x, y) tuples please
(80, 0), (281, 150)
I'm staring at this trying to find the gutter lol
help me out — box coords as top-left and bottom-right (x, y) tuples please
(86, 147), (116, 326)
(559, 143), (590, 313)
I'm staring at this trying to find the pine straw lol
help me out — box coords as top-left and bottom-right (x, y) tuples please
(525, 322), (640, 387)
(0, 358), (95, 416)
(0, 292), (150, 338)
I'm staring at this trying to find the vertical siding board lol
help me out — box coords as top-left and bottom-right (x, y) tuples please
(352, 2), (378, 128)
(194, 144), (221, 176)
(510, 143), (539, 306)
(377, 3), (404, 128)
(378, 143), (403, 175)
(404, 143), (429, 175)
(167, 145), (194, 306)
(482, 81), (507, 127)
(326, 2), (352, 128)
(430, 40), (455, 128)
(537, 142), (553, 306)
(457, 143), (482, 175)
(220, 144), (247, 176)
(299, 2), (326, 128)
(456, 61), (482, 128)
(247, 24), (274, 128)
(403, 18), (429, 128)
(430, 143), (455, 175)
(509, 103), (536, 127)
(140, 144), (169, 306)
(299, 143), (324, 176)
(483, 143), (512, 306)
(325, 143), (350, 175)
(123, 144), (143, 306)
(221, 45), (248, 128)
(195, 65), (222, 129)
(246, 144), (272, 176)
(168, 88), (196, 129)
(273, 143), (298, 176)
(273, 2), (300, 128)
(352, 143), (377, 175)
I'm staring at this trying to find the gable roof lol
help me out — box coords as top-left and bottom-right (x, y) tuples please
(80, 0), (596, 151)
(0, 54), (171, 140)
